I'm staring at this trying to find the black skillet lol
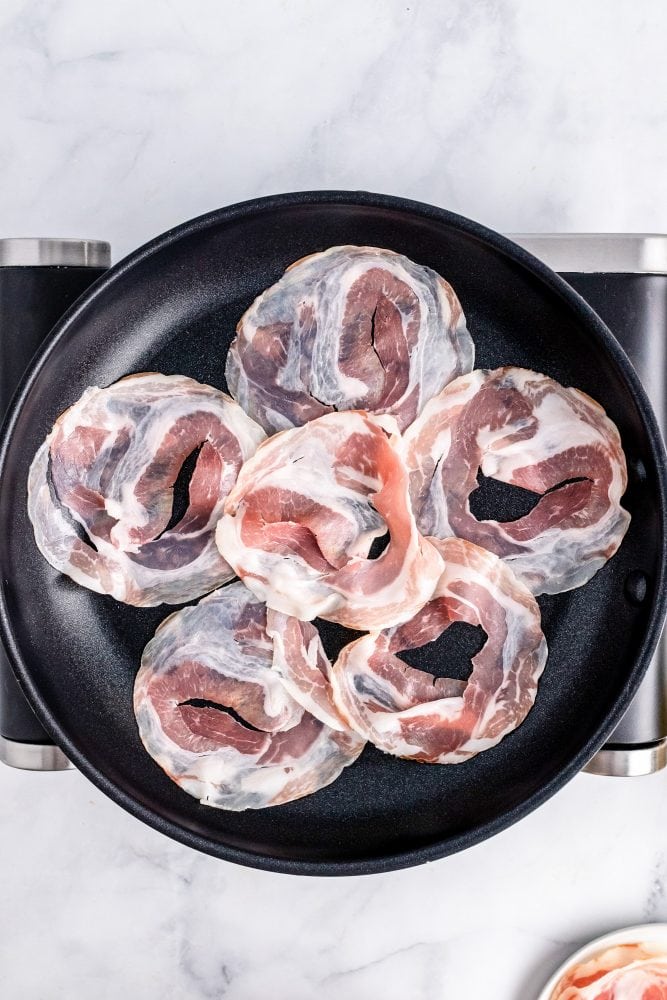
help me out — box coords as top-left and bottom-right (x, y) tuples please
(0, 191), (665, 875)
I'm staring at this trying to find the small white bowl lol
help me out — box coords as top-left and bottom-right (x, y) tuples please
(536, 923), (667, 999)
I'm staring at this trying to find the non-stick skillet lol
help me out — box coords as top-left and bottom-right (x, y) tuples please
(0, 191), (665, 875)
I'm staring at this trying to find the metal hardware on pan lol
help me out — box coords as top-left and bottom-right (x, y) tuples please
(583, 740), (667, 777)
(0, 238), (111, 269)
(0, 736), (72, 771)
(512, 231), (667, 777)
(508, 234), (667, 275)
(0, 237), (110, 765)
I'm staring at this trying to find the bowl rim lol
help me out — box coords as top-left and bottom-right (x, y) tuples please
(535, 922), (667, 999)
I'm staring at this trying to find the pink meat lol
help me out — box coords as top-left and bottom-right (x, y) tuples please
(226, 246), (474, 434)
(133, 582), (365, 811)
(403, 367), (630, 594)
(216, 410), (444, 631)
(27, 373), (266, 606)
(550, 942), (667, 999)
(330, 537), (547, 763)
(266, 610), (350, 731)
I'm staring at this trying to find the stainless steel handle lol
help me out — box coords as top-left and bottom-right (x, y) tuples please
(0, 737), (71, 771)
(510, 233), (667, 776)
(0, 238), (110, 268)
(584, 740), (667, 777)
(509, 233), (667, 274)
(0, 235), (111, 771)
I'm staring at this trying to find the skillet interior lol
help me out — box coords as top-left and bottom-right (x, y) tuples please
(0, 192), (665, 874)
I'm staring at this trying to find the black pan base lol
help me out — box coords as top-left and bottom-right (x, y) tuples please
(0, 191), (665, 875)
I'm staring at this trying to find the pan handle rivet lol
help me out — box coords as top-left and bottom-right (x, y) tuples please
(625, 570), (648, 605)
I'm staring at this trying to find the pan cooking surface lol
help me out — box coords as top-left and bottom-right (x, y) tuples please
(0, 192), (665, 874)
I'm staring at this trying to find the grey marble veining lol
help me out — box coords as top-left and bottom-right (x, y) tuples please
(2, 0), (667, 259)
(1, 764), (667, 998)
(1, 1), (667, 997)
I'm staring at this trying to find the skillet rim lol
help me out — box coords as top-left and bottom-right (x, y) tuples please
(1, 189), (666, 876)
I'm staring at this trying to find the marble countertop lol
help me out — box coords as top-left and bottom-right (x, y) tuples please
(2, 1), (667, 997)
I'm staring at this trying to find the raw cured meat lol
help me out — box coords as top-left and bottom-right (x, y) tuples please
(330, 537), (547, 763)
(404, 367), (630, 595)
(550, 942), (667, 999)
(134, 582), (364, 810)
(24, 238), (637, 811)
(266, 610), (349, 731)
(216, 410), (444, 630)
(28, 373), (265, 606)
(226, 246), (474, 434)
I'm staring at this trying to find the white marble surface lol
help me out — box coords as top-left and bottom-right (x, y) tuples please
(1, 1), (667, 997)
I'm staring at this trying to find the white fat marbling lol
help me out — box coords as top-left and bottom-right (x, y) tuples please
(2, 1), (667, 997)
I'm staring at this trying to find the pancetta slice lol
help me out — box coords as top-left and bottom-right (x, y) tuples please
(216, 410), (444, 630)
(330, 537), (547, 763)
(550, 943), (667, 999)
(403, 367), (630, 595)
(28, 373), (265, 606)
(133, 582), (364, 810)
(266, 610), (349, 731)
(226, 246), (474, 434)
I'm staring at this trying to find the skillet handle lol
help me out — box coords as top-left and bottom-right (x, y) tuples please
(0, 239), (110, 770)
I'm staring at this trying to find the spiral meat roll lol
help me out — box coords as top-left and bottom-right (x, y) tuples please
(404, 367), (630, 594)
(216, 410), (444, 631)
(330, 538), (547, 763)
(226, 246), (474, 434)
(28, 373), (265, 606)
(134, 583), (364, 810)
